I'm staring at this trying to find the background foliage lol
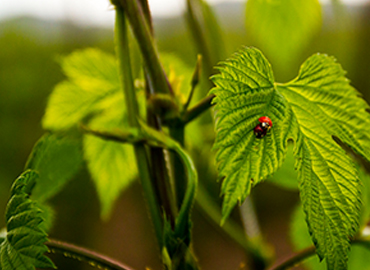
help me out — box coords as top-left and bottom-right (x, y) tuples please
(2, 1), (370, 269)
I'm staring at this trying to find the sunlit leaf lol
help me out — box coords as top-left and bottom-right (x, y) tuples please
(43, 49), (120, 130)
(83, 105), (137, 219)
(210, 48), (291, 222)
(0, 170), (55, 270)
(25, 133), (82, 201)
(211, 47), (370, 269)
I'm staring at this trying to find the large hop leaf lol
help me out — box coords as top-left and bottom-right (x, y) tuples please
(210, 48), (291, 221)
(210, 47), (370, 269)
(0, 170), (55, 270)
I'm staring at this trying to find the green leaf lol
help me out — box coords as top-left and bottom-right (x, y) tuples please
(25, 133), (82, 202)
(211, 47), (370, 269)
(245, 0), (322, 70)
(277, 54), (368, 269)
(291, 204), (370, 270)
(83, 106), (137, 219)
(210, 48), (291, 222)
(0, 170), (55, 270)
(42, 48), (120, 130)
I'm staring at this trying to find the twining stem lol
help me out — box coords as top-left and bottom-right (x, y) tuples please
(47, 239), (135, 270)
(118, 0), (177, 223)
(141, 0), (177, 224)
(267, 238), (370, 270)
(137, 0), (153, 34)
(169, 124), (187, 209)
(115, 7), (163, 246)
(117, 0), (172, 95)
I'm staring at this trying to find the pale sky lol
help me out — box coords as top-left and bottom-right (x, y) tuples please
(0, 0), (369, 27)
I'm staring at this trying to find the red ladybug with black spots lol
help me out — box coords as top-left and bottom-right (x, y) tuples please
(254, 116), (272, 139)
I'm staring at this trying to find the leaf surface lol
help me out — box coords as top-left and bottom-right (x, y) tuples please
(211, 47), (370, 268)
(0, 170), (55, 270)
(291, 203), (370, 270)
(25, 133), (82, 201)
(210, 48), (291, 222)
(83, 106), (137, 219)
(42, 49), (120, 130)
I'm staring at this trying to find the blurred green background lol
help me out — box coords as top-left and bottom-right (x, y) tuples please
(1, 1), (370, 269)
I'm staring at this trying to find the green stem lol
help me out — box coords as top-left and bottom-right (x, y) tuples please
(267, 238), (370, 270)
(47, 239), (135, 270)
(121, 0), (177, 223)
(115, 7), (163, 247)
(137, 0), (153, 34)
(169, 124), (187, 209)
(182, 94), (215, 124)
(117, 0), (172, 95)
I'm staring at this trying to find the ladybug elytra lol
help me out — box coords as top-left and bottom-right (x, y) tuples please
(254, 116), (272, 139)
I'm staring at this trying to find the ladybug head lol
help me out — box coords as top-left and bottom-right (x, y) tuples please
(261, 121), (271, 130)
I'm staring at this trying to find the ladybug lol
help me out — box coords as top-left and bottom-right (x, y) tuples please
(254, 116), (273, 139)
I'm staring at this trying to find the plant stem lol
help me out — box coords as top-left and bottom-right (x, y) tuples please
(137, 0), (153, 34)
(182, 94), (215, 124)
(115, 7), (163, 247)
(169, 124), (187, 209)
(267, 238), (370, 270)
(138, 0), (178, 225)
(120, 0), (177, 224)
(46, 239), (135, 270)
(117, 0), (172, 95)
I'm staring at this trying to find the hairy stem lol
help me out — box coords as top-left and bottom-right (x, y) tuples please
(115, 7), (163, 246)
(47, 239), (135, 270)
(117, 0), (172, 95)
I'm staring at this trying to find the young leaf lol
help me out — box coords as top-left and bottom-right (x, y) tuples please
(83, 107), (137, 219)
(25, 133), (82, 202)
(246, 0), (322, 69)
(0, 170), (55, 270)
(211, 47), (370, 269)
(43, 49), (120, 130)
